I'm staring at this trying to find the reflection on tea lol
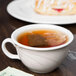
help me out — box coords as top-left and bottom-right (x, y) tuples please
(17, 29), (68, 48)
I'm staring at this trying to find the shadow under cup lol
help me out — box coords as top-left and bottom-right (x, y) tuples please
(2, 24), (74, 73)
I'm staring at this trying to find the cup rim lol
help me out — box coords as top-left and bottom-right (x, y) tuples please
(11, 24), (74, 51)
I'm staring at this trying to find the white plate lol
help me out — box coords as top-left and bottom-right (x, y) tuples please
(7, 0), (76, 24)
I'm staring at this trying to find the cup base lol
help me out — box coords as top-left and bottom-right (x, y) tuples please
(29, 68), (52, 74)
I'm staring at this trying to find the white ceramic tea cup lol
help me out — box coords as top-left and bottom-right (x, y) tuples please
(1, 24), (74, 73)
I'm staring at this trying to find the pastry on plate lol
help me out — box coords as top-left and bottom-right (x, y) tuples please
(34, 0), (76, 15)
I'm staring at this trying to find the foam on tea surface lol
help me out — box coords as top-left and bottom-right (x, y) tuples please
(44, 31), (67, 46)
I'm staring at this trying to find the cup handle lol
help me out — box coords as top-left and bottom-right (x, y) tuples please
(1, 38), (20, 60)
